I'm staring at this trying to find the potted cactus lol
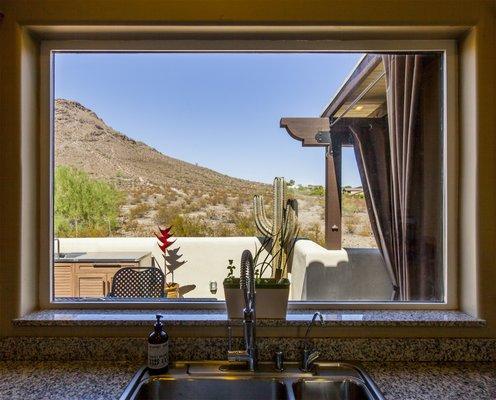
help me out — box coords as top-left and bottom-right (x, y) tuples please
(224, 177), (298, 319)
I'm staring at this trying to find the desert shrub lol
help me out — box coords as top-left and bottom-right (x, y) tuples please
(161, 190), (178, 204)
(156, 204), (181, 226)
(301, 223), (325, 247)
(358, 224), (373, 237)
(54, 166), (122, 237)
(122, 220), (139, 234)
(308, 185), (325, 196)
(342, 193), (366, 215)
(170, 215), (211, 236)
(128, 203), (151, 219)
(232, 213), (257, 236)
(230, 199), (243, 214)
(210, 190), (229, 206)
(72, 226), (110, 237)
(129, 190), (149, 204)
(212, 224), (235, 237)
(343, 214), (360, 234)
(205, 209), (218, 220)
(196, 196), (210, 209)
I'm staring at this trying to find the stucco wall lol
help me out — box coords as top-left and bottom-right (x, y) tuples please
(58, 237), (390, 300)
(59, 237), (266, 299)
(291, 241), (391, 300)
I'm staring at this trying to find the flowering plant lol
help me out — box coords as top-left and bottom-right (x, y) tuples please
(156, 225), (185, 285)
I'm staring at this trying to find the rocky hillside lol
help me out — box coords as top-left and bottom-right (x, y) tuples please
(55, 99), (273, 237)
(55, 99), (267, 194)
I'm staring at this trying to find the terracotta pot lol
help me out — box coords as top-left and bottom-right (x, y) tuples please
(166, 283), (180, 298)
(224, 286), (289, 319)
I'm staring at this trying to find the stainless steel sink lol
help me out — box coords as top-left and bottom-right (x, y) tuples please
(55, 252), (86, 260)
(293, 378), (371, 400)
(120, 362), (384, 400)
(131, 378), (288, 400)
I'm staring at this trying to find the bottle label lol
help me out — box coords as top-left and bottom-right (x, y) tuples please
(148, 342), (169, 370)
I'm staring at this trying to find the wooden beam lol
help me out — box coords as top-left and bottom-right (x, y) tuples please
(329, 117), (384, 131)
(325, 151), (341, 250)
(280, 116), (343, 250)
(332, 136), (343, 211)
(280, 117), (330, 147)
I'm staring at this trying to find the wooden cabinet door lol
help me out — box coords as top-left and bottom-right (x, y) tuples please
(75, 273), (107, 298)
(54, 264), (75, 297)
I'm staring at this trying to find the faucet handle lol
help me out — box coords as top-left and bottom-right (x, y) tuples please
(301, 348), (320, 372)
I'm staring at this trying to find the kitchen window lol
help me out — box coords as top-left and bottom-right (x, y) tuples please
(40, 40), (457, 309)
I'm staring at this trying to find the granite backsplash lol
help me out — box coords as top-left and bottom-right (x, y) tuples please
(1, 336), (495, 363)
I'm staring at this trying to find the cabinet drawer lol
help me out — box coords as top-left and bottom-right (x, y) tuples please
(75, 274), (107, 298)
(54, 265), (74, 297)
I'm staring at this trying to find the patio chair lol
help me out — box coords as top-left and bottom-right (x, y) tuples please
(108, 267), (165, 298)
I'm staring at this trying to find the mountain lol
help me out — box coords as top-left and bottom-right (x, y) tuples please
(55, 99), (266, 194)
(54, 99), (272, 237)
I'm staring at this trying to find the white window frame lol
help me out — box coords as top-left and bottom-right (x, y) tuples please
(39, 39), (457, 310)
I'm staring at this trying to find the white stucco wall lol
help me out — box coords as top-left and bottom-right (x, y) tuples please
(291, 239), (393, 301)
(58, 237), (391, 300)
(58, 237), (267, 299)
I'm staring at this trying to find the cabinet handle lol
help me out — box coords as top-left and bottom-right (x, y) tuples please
(102, 280), (106, 296)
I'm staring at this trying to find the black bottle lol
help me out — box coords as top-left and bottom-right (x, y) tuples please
(147, 314), (169, 374)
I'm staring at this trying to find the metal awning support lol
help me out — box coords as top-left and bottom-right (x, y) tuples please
(280, 117), (342, 250)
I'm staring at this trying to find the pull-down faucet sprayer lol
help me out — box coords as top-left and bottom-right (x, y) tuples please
(227, 249), (257, 371)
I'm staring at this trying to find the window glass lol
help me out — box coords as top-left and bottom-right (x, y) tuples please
(52, 52), (443, 303)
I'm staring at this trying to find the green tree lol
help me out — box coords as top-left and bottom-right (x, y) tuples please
(54, 166), (122, 237)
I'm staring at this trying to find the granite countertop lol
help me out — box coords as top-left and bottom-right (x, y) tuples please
(14, 309), (485, 328)
(0, 361), (494, 400)
(54, 251), (151, 263)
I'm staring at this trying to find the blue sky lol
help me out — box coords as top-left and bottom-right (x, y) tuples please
(54, 52), (363, 186)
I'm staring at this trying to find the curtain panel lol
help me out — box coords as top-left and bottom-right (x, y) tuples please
(350, 54), (443, 301)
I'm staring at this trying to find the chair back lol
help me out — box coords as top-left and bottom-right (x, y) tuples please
(109, 267), (165, 298)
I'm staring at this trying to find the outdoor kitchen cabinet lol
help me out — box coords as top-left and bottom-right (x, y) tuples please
(54, 263), (139, 297)
(53, 252), (152, 298)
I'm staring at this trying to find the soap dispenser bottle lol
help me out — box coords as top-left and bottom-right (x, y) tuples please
(147, 314), (169, 374)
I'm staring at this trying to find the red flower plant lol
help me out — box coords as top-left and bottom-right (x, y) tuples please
(155, 226), (176, 254)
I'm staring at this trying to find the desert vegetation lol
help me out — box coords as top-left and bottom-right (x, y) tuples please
(55, 166), (375, 248)
(54, 166), (122, 237)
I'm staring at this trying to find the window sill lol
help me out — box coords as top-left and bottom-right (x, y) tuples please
(13, 309), (485, 328)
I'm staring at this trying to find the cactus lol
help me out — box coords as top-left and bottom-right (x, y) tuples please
(253, 177), (299, 279)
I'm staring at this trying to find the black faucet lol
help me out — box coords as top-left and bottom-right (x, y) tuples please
(300, 311), (324, 372)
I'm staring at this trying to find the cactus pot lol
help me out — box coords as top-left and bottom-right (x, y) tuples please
(223, 278), (289, 319)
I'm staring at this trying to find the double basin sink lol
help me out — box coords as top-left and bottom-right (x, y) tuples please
(120, 361), (384, 400)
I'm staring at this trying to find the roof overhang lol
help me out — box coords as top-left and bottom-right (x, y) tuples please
(321, 54), (387, 119)
(280, 53), (388, 149)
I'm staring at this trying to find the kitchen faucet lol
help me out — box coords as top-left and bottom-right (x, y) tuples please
(300, 311), (324, 372)
(227, 249), (257, 371)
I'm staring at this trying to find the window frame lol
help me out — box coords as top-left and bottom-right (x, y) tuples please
(39, 39), (457, 310)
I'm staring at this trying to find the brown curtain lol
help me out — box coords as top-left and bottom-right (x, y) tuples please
(350, 54), (443, 301)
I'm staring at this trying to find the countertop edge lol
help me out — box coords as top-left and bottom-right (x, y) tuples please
(12, 309), (486, 328)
